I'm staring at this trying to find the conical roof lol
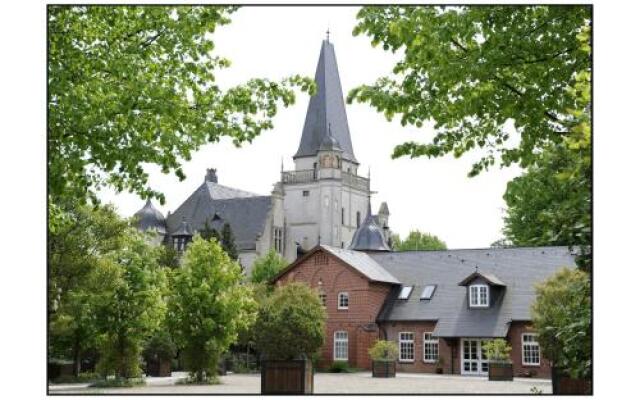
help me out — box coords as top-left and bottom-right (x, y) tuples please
(133, 199), (166, 233)
(294, 39), (357, 163)
(319, 126), (343, 152)
(349, 202), (391, 252)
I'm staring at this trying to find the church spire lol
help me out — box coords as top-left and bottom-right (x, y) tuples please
(294, 38), (358, 164)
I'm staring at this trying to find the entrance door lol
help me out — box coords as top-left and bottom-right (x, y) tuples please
(461, 339), (489, 375)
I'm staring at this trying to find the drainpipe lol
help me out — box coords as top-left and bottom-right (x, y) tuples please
(450, 339), (455, 374)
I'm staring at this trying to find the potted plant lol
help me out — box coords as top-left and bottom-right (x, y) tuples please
(254, 283), (326, 394)
(435, 356), (445, 374)
(483, 339), (513, 381)
(143, 332), (177, 377)
(368, 340), (398, 378)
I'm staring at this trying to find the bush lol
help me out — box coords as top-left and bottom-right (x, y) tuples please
(532, 267), (591, 379)
(254, 283), (326, 360)
(368, 340), (399, 361)
(328, 361), (350, 373)
(482, 339), (512, 361)
(143, 331), (177, 363)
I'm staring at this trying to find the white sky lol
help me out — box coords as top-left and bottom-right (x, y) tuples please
(98, 6), (523, 249)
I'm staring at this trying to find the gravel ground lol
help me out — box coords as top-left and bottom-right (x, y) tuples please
(48, 371), (551, 394)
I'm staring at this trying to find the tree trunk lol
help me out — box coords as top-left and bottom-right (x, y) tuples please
(73, 336), (81, 377)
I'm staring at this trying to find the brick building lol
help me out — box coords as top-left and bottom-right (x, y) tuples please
(273, 212), (575, 378)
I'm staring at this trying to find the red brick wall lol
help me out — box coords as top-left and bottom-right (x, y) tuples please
(507, 321), (551, 378)
(276, 250), (392, 369)
(380, 321), (457, 374)
(380, 321), (551, 377)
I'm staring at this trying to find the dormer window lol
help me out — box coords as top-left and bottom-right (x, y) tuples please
(469, 284), (489, 307)
(398, 286), (413, 300)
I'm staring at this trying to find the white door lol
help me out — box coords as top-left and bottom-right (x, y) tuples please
(461, 339), (489, 375)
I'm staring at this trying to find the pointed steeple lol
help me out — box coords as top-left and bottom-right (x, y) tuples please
(294, 39), (357, 163)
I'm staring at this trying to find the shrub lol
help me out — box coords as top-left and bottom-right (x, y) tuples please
(254, 283), (326, 360)
(368, 340), (399, 361)
(532, 267), (591, 379)
(482, 339), (512, 362)
(143, 331), (177, 363)
(328, 361), (350, 373)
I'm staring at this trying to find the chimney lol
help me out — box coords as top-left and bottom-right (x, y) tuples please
(205, 168), (218, 183)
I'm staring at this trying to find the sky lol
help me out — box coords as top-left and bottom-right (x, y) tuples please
(98, 6), (523, 249)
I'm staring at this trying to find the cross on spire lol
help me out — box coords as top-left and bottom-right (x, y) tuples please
(326, 27), (330, 42)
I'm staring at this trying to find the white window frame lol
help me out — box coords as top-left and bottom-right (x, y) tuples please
(338, 292), (349, 309)
(423, 332), (439, 363)
(469, 284), (490, 307)
(333, 331), (348, 361)
(522, 333), (541, 366)
(398, 332), (415, 362)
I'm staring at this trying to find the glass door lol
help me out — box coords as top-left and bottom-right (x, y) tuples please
(461, 339), (489, 375)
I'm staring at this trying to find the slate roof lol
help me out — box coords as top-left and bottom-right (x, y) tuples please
(165, 181), (271, 251)
(370, 247), (576, 337)
(133, 199), (166, 234)
(294, 39), (357, 163)
(321, 245), (400, 284)
(349, 204), (391, 252)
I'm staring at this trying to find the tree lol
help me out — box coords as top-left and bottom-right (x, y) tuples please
(92, 231), (168, 379)
(48, 203), (129, 376)
(391, 230), (447, 251)
(143, 331), (177, 366)
(349, 5), (591, 175)
(250, 249), (288, 284)
(167, 235), (256, 383)
(48, 5), (314, 204)
(502, 144), (590, 248)
(199, 221), (220, 242)
(531, 268), (591, 379)
(254, 283), (326, 360)
(220, 223), (238, 260)
(502, 23), (591, 269)
(157, 243), (181, 269)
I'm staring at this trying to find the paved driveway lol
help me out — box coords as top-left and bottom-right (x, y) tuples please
(49, 371), (551, 394)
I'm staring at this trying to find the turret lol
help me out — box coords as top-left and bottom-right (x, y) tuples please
(349, 201), (391, 252)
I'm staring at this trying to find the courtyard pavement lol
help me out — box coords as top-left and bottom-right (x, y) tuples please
(48, 371), (551, 394)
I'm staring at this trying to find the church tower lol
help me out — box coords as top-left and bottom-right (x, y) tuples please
(282, 37), (371, 251)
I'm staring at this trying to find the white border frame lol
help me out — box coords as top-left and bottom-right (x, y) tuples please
(423, 332), (438, 363)
(521, 333), (541, 366)
(469, 284), (490, 308)
(333, 331), (348, 361)
(337, 292), (349, 309)
(398, 331), (415, 362)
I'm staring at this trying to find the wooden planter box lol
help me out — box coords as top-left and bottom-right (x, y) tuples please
(488, 361), (513, 381)
(146, 359), (171, 377)
(551, 367), (592, 394)
(372, 360), (396, 378)
(261, 359), (313, 394)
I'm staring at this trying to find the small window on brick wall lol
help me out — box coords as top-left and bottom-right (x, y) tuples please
(522, 333), (541, 366)
(338, 292), (349, 309)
